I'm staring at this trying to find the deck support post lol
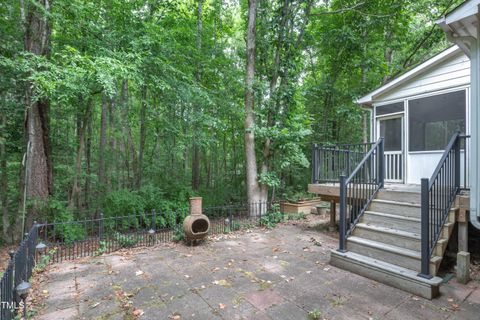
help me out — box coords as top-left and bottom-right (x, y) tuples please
(457, 251), (470, 284)
(329, 200), (336, 232)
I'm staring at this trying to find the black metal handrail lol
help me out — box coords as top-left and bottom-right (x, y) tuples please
(338, 138), (385, 251)
(419, 132), (470, 278)
(311, 142), (375, 184)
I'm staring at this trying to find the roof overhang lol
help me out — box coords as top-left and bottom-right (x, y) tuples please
(357, 46), (462, 106)
(436, 0), (480, 57)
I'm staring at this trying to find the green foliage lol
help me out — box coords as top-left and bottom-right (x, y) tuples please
(308, 309), (322, 320)
(94, 241), (108, 256)
(34, 248), (57, 273)
(103, 190), (146, 219)
(0, 0), (464, 241)
(172, 224), (185, 242)
(260, 205), (285, 229)
(113, 232), (138, 248)
(41, 199), (85, 244)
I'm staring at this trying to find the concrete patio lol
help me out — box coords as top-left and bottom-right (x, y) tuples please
(34, 220), (480, 320)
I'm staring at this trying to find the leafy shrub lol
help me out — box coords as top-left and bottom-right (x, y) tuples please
(103, 189), (146, 218)
(260, 205), (284, 229)
(41, 199), (85, 244)
(172, 224), (184, 242)
(94, 241), (108, 256)
(113, 232), (138, 248)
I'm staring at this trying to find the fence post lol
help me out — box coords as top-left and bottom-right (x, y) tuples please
(152, 209), (157, 231)
(338, 175), (347, 253)
(419, 178), (432, 279)
(379, 137), (385, 188)
(312, 144), (317, 183)
(455, 134), (461, 190)
(99, 212), (104, 240)
(229, 206), (233, 231)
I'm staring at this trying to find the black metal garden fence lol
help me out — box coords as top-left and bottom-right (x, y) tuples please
(33, 201), (279, 263)
(0, 201), (284, 319)
(0, 224), (39, 320)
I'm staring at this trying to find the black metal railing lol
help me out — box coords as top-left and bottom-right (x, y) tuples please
(419, 133), (470, 278)
(0, 224), (39, 320)
(338, 138), (385, 251)
(311, 142), (374, 184)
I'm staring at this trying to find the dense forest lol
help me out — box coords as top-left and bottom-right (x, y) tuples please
(0, 0), (462, 243)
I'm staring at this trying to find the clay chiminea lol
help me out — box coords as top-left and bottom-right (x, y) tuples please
(183, 197), (210, 243)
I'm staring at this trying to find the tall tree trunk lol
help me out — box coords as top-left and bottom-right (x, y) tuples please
(22, 0), (53, 229)
(137, 85), (147, 189)
(192, 0), (203, 191)
(108, 96), (117, 189)
(98, 94), (107, 187)
(84, 111), (92, 210)
(244, 0), (262, 210)
(0, 114), (11, 243)
(259, 0), (290, 201)
(69, 100), (93, 209)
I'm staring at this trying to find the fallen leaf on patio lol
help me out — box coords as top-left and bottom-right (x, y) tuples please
(323, 267), (330, 271)
(412, 296), (420, 301)
(447, 298), (454, 303)
(135, 270), (144, 276)
(170, 314), (181, 320)
(90, 302), (101, 309)
(306, 270), (312, 274)
(219, 303), (226, 309)
(184, 275), (190, 279)
(133, 309), (144, 317)
(212, 279), (231, 287)
(42, 290), (48, 295)
(450, 303), (460, 311)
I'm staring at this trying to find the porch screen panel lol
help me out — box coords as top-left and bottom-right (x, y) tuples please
(376, 102), (404, 116)
(408, 90), (466, 151)
(379, 118), (402, 151)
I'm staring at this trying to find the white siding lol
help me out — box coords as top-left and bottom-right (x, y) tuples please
(376, 52), (470, 103)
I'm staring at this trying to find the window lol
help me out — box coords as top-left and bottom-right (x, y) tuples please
(376, 102), (404, 116)
(408, 90), (466, 151)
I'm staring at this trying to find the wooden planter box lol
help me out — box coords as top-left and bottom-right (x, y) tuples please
(280, 198), (323, 214)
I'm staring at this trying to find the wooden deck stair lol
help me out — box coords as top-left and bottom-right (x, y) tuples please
(331, 188), (457, 299)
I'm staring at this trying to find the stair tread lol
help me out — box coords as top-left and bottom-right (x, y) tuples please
(364, 210), (421, 222)
(348, 236), (440, 262)
(331, 250), (443, 285)
(356, 223), (420, 239)
(372, 199), (421, 207)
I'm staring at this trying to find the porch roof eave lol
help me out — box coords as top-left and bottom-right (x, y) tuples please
(356, 46), (461, 106)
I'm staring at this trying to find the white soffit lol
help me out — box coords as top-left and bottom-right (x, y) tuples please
(436, 0), (480, 55)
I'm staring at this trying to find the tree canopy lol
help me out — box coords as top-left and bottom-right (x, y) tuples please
(0, 0), (461, 242)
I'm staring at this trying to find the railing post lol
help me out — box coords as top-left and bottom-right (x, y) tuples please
(379, 137), (385, 188)
(346, 150), (351, 176)
(419, 178), (432, 279)
(99, 212), (104, 240)
(338, 175), (347, 253)
(312, 144), (318, 183)
(455, 135), (461, 190)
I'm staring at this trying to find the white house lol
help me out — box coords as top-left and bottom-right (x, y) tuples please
(311, 1), (480, 298)
(357, 45), (470, 186)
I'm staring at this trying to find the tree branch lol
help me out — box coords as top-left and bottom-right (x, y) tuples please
(311, 2), (365, 16)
